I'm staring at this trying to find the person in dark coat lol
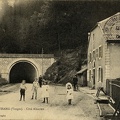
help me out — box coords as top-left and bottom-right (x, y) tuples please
(73, 75), (78, 91)
(39, 75), (42, 87)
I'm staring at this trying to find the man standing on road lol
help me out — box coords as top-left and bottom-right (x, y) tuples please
(19, 80), (27, 101)
(39, 75), (42, 88)
(73, 75), (78, 91)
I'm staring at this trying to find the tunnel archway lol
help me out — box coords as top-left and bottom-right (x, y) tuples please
(9, 61), (37, 83)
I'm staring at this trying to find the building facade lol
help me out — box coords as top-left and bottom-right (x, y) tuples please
(87, 12), (120, 90)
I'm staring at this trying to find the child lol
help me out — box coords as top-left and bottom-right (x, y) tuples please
(66, 82), (73, 105)
(31, 78), (39, 100)
(20, 80), (27, 101)
(42, 81), (49, 103)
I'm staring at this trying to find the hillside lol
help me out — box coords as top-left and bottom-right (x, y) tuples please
(0, 1), (120, 54)
(44, 48), (85, 84)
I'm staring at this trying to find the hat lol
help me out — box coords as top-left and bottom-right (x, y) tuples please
(66, 82), (72, 88)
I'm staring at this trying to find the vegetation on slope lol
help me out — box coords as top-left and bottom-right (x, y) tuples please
(44, 48), (85, 84)
(0, 1), (120, 54)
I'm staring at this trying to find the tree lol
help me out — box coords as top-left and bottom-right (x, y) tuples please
(0, 1), (120, 54)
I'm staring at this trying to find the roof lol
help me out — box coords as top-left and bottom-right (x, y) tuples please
(76, 67), (87, 74)
(90, 12), (120, 32)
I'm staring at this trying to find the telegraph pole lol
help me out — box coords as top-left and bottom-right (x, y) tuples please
(42, 48), (44, 78)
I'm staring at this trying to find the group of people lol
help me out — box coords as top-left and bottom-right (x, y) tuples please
(19, 76), (49, 104)
(19, 75), (78, 105)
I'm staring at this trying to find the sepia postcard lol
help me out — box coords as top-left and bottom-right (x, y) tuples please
(0, 0), (120, 120)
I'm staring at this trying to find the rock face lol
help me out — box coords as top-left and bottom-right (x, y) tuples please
(44, 48), (83, 84)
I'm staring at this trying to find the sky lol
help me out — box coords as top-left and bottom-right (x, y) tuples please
(8, 0), (15, 6)
(0, 0), (14, 16)
(0, 0), (30, 9)
(0, 0), (15, 8)
(0, 0), (29, 20)
(0, 1), (3, 10)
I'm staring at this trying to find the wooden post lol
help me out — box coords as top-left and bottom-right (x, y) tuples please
(110, 80), (112, 97)
(42, 48), (44, 78)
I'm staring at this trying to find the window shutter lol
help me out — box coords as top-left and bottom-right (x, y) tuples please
(101, 68), (103, 82)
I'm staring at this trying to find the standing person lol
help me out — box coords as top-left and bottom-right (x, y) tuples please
(66, 82), (73, 105)
(31, 78), (39, 100)
(73, 75), (78, 91)
(39, 75), (42, 88)
(19, 80), (27, 101)
(42, 81), (49, 103)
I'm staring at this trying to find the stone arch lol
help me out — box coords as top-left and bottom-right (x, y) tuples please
(7, 59), (39, 83)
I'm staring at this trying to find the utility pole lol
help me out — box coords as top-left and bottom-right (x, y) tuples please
(42, 48), (44, 78)
(57, 32), (60, 51)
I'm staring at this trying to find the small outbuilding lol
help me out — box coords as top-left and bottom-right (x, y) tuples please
(76, 60), (87, 87)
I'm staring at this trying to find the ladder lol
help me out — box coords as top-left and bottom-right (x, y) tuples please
(96, 87), (106, 97)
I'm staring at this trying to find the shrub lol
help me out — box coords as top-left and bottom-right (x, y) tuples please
(0, 78), (8, 85)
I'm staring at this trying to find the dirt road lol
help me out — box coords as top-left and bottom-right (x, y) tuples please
(0, 84), (101, 120)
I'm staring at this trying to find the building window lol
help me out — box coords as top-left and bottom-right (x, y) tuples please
(92, 34), (95, 49)
(89, 70), (91, 82)
(99, 46), (103, 58)
(98, 67), (103, 82)
(96, 48), (98, 58)
(89, 52), (92, 63)
(93, 34), (95, 40)
(93, 50), (96, 60)
(93, 61), (95, 68)
(116, 26), (120, 30)
(93, 34), (95, 43)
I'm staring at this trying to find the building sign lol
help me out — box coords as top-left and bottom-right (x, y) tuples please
(104, 13), (120, 40)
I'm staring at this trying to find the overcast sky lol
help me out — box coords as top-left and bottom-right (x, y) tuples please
(0, 0), (31, 20)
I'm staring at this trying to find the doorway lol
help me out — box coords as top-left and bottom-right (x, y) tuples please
(93, 68), (95, 87)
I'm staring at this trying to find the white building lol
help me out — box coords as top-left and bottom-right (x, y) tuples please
(87, 12), (120, 90)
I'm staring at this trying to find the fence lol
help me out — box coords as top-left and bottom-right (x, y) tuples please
(106, 79), (120, 108)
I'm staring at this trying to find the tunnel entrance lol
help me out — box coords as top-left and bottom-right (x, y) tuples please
(9, 62), (37, 83)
